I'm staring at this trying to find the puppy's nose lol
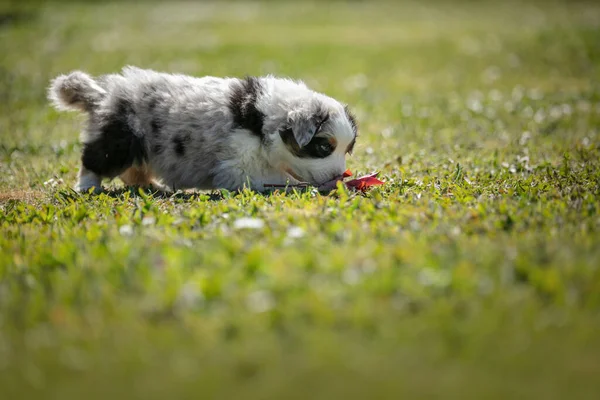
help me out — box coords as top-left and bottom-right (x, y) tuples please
(335, 170), (348, 180)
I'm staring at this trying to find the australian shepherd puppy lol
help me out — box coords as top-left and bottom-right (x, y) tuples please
(48, 66), (358, 193)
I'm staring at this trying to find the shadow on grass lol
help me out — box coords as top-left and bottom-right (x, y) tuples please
(54, 187), (228, 202)
(53, 185), (334, 203)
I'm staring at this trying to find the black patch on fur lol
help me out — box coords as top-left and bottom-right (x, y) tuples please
(150, 118), (161, 136)
(346, 137), (356, 155)
(344, 105), (358, 154)
(173, 137), (185, 156)
(143, 85), (164, 136)
(344, 105), (358, 135)
(152, 143), (163, 155)
(279, 128), (335, 159)
(172, 133), (191, 156)
(279, 109), (333, 158)
(279, 128), (299, 154)
(82, 98), (147, 177)
(228, 77), (265, 138)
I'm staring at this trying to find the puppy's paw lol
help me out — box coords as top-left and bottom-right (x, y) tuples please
(149, 179), (172, 193)
(76, 168), (103, 194)
(75, 183), (103, 194)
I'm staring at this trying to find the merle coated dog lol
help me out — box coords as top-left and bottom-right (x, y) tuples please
(48, 66), (358, 193)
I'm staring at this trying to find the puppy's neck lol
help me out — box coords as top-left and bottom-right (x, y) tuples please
(215, 131), (288, 190)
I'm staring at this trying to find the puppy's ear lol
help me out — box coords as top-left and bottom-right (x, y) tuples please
(286, 110), (319, 148)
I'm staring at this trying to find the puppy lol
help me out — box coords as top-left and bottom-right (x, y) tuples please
(48, 66), (358, 193)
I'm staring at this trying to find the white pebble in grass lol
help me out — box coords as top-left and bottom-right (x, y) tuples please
(519, 131), (531, 146)
(467, 98), (483, 113)
(286, 226), (305, 239)
(381, 126), (394, 138)
(142, 216), (156, 226)
(43, 178), (64, 188)
(233, 217), (264, 230)
(119, 224), (133, 237)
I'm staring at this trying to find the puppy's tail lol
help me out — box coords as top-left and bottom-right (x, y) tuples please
(48, 71), (106, 113)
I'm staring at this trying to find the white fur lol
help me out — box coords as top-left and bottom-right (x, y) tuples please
(76, 167), (102, 193)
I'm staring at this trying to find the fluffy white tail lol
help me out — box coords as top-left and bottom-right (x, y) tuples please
(48, 71), (106, 112)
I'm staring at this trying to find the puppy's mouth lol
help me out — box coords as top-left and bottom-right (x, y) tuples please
(270, 166), (344, 191)
(315, 173), (345, 191)
(284, 167), (344, 187)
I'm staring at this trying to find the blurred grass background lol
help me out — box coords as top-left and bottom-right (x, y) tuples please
(1, 1), (600, 399)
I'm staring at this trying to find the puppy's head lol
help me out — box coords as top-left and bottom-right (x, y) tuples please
(271, 96), (358, 186)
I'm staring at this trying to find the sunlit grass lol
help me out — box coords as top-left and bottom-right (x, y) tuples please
(1, 1), (600, 399)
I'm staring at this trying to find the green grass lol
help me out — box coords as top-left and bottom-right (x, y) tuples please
(1, 1), (600, 398)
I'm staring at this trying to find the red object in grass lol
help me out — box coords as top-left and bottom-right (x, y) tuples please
(342, 169), (385, 191)
(264, 169), (384, 192)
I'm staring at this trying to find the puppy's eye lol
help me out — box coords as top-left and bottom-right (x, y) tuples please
(316, 142), (333, 157)
(305, 138), (334, 158)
